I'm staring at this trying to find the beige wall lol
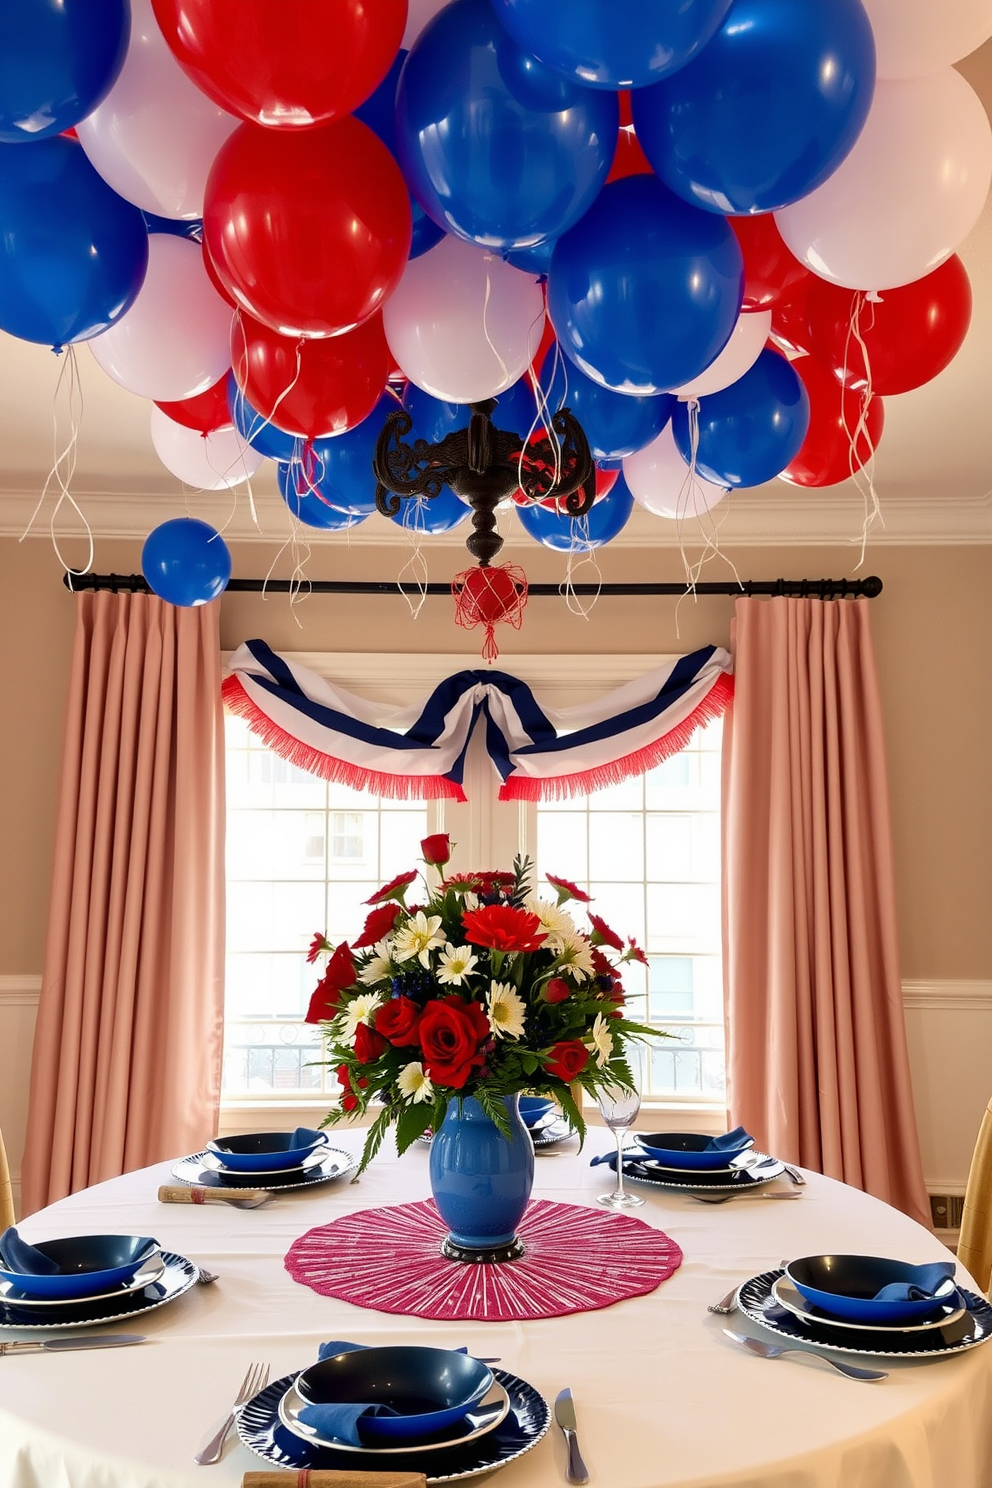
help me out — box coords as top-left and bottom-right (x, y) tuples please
(3, 534), (990, 980)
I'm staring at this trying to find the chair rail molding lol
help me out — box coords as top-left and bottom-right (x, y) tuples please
(0, 974), (41, 1006)
(902, 979), (992, 1012)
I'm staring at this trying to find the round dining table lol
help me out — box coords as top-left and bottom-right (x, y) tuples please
(2, 1129), (991, 1488)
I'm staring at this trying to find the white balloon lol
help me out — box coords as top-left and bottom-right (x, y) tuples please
(89, 235), (233, 401)
(75, 0), (238, 219)
(623, 425), (728, 520)
(776, 71), (992, 291)
(860, 0), (992, 79)
(672, 310), (772, 400)
(150, 406), (262, 490)
(402, 0), (452, 48)
(383, 235), (545, 402)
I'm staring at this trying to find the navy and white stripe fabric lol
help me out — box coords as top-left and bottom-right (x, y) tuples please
(223, 639), (733, 802)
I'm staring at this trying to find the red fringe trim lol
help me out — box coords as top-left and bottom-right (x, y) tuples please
(498, 672), (735, 802)
(221, 675), (468, 802)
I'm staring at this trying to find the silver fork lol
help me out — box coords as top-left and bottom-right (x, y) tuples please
(194, 1361), (269, 1464)
(723, 1330), (887, 1380)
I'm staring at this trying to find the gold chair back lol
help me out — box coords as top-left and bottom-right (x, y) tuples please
(957, 1094), (992, 1296)
(0, 1125), (14, 1231)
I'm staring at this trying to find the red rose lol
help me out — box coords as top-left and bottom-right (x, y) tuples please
(304, 941), (356, 1024)
(462, 903), (547, 953)
(421, 833), (452, 867)
(546, 874), (591, 904)
(546, 1040), (589, 1082)
(588, 913), (624, 951)
(376, 995), (422, 1046)
(353, 902), (401, 949)
(419, 996), (490, 1089)
(365, 870), (418, 905)
(353, 1022), (388, 1062)
(543, 977), (572, 1003)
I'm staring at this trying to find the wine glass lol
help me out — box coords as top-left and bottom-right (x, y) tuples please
(596, 1083), (644, 1210)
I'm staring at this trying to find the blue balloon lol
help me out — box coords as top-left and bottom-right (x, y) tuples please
(279, 394), (398, 516)
(506, 241), (554, 277)
(141, 212), (202, 241)
(396, 0), (617, 251)
(547, 174), (742, 396)
(354, 49), (447, 262)
(277, 463), (372, 530)
(0, 0), (129, 143)
(491, 0), (732, 89)
(631, 0), (876, 215)
(227, 375), (297, 462)
(0, 137), (147, 348)
(404, 378), (540, 444)
(142, 518), (231, 607)
(515, 476), (634, 551)
(390, 489), (470, 534)
(671, 349), (810, 488)
(539, 346), (674, 462)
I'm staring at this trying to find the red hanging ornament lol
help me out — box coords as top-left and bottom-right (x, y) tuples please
(452, 563), (528, 663)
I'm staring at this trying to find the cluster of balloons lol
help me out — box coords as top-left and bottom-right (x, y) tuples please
(1, 0), (990, 601)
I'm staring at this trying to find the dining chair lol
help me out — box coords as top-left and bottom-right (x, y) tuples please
(0, 1123), (14, 1230)
(957, 1093), (992, 1296)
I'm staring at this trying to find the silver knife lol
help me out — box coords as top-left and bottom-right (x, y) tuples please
(554, 1388), (589, 1484)
(0, 1334), (146, 1355)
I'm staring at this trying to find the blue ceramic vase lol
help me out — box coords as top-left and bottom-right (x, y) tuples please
(429, 1094), (535, 1262)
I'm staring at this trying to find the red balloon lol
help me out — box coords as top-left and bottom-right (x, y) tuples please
(231, 311), (391, 440)
(514, 464), (618, 510)
(769, 270), (815, 358)
(202, 238), (237, 309)
(731, 216), (809, 311)
(150, 0), (405, 130)
(155, 375), (232, 435)
(779, 354), (884, 488)
(805, 256), (973, 396)
(607, 128), (652, 183)
(203, 117), (412, 339)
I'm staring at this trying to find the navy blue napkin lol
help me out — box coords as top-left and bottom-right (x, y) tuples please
(0, 1228), (59, 1275)
(290, 1127), (325, 1149)
(873, 1261), (958, 1304)
(702, 1126), (754, 1154)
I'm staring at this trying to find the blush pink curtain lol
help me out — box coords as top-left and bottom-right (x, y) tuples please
(722, 596), (929, 1226)
(21, 591), (225, 1215)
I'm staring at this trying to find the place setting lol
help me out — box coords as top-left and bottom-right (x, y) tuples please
(724, 1253), (992, 1364)
(229, 1342), (551, 1484)
(0, 1227), (197, 1333)
(170, 1127), (358, 1193)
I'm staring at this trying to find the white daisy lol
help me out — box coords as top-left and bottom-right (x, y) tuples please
(524, 895), (577, 953)
(436, 943), (479, 986)
(397, 1061), (434, 1104)
(339, 991), (383, 1042)
(589, 1012), (614, 1069)
(392, 911), (446, 968)
(357, 940), (393, 986)
(555, 935), (596, 982)
(488, 981), (526, 1040)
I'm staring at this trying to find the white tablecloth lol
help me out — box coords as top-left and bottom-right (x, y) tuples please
(2, 1133), (991, 1488)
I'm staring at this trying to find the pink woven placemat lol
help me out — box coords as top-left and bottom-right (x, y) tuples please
(284, 1198), (682, 1321)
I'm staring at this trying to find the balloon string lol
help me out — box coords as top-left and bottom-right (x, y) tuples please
(560, 515), (602, 619)
(21, 345), (94, 581)
(520, 334), (565, 503)
(261, 515), (311, 631)
(841, 293), (882, 569)
(396, 499), (430, 620)
(231, 309), (305, 458)
(673, 398), (742, 638)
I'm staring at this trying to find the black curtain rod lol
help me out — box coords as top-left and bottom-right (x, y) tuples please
(63, 573), (884, 599)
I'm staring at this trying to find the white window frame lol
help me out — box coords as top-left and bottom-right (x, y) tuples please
(219, 650), (728, 1137)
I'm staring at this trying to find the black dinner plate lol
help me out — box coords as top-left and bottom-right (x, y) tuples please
(238, 1367), (550, 1483)
(171, 1147), (357, 1191)
(737, 1269), (992, 1358)
(616, 1152), (783, 1191)
(0, 1251), (197, 1331)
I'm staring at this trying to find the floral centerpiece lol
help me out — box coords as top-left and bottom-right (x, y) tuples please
(305, 836), (659, 1169)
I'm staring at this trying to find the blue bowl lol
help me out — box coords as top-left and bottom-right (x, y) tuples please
(0, 1234), (160, 1300)
(206, 1130), (328, 1173)
(785, 1255), (960, 1325)
(518, 1097), (554, 1129)
(634, 1131), (753, 1171)
(296, 1346), (493, 1443)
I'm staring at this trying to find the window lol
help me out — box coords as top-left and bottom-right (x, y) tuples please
(221, 655), (725, 1111)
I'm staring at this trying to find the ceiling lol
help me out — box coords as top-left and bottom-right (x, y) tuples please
(3, 42), (992, 553)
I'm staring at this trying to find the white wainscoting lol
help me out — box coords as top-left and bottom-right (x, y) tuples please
(2, 976), (990, 1220)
